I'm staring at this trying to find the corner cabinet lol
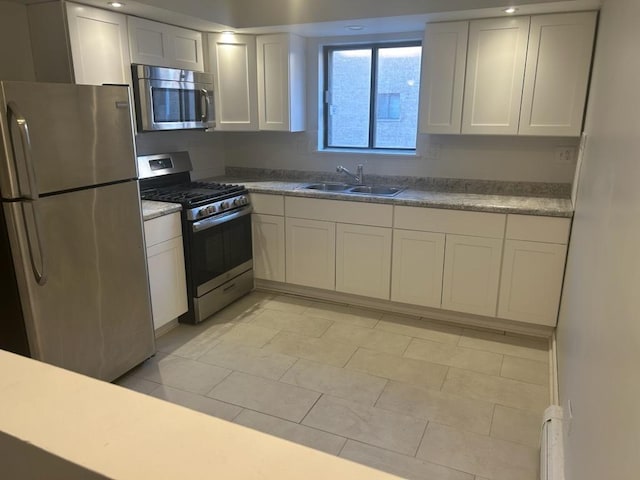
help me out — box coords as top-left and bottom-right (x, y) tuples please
(208, 33), (259, 131)
(256, 33), (306, 131)
(421, 12), (596, 136)
(498, 215), (571, 326)
(65, 2), (132, 86)
(518, 12), (597, 136)
(128, 16), (204, 71)
(144, 212), (188, 333)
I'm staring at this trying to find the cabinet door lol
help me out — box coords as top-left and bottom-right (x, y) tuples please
(442, 234), (502, 316)
(257, 33), (305, 131)
(146, 236), (188, 331)
(336, 224), (392, 300)
(251, 214), (285, 282)
(419, 21), (468, 134)
(519, 12), (597, 136)
(66, 3), (131, 86)
(285, 218), (335, 290)
(391, 229), (445, 308)
(498, 240), (567, 326)
(128, 17), (203, 71)
(462, 17), (530, 135)
(209, 33), (258, 131)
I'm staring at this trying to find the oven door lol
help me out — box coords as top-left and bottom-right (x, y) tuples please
(190, 206), (253, 297)
(136, 78), (215, 131)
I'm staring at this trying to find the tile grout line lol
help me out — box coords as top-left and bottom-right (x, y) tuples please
(413, 420), (430, 458)
(298, 392), (325, 425)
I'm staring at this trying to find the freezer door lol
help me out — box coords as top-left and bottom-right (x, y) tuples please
(4, 180), (155, 381)
(0, 82), (136, 199)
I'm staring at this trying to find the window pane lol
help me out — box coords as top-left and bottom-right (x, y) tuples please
(327, 49), (372, 148)
(374, 46), (422, 149)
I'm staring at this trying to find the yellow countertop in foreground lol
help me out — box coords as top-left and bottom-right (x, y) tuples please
(0, 350), (400, 479)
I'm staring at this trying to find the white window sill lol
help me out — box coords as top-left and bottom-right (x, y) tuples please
(316, 148), (418, 157)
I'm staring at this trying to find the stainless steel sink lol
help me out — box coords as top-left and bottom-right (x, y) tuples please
(348, 185), (404, 196)
(302, 183), (404, 197)
(303, 182), (351, 192)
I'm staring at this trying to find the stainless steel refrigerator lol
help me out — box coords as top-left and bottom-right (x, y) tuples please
(0, 81), (155, 381)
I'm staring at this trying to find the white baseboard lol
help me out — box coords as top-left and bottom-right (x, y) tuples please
(255, 279), (554, 338)
(154, 318), (179, 338)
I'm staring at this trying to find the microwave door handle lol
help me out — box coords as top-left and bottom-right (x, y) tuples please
(7, 102), (39, 201)
(201, 89), (210, 123)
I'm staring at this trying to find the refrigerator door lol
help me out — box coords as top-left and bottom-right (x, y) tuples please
(4, 180), (155, 381)
(0, 82), (136, 200)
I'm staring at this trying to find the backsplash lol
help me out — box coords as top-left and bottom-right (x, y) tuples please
(225, 166), (571, 198)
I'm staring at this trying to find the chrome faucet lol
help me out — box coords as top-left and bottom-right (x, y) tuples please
(336, 164), (365, 185)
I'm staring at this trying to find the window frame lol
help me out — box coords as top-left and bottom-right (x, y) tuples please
(323, 40), (422, 152)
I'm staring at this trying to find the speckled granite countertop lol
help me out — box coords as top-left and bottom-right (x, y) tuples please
(141, 200), (181, 221)
(219, 179), (573, 217)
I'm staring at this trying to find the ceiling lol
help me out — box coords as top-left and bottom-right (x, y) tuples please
(10, 0), (601, 35)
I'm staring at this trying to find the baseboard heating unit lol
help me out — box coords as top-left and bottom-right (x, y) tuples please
(540, 405), (565, 480)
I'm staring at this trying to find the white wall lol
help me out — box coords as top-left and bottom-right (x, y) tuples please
(223, 32), (579, 183)
(0, 1), (35, 81)
(556, 0), (640, 479)
(135, 131), (226, 179)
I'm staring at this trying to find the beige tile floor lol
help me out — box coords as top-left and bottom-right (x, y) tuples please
(116, 291), (551, 480)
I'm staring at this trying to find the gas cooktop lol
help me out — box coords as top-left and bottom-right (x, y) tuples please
(141, 182), (245, 208)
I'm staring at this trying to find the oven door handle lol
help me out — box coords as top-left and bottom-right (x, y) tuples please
(192, 206), (252, 233)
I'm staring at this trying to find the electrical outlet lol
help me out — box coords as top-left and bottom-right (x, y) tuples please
(556, 146), (576, 164)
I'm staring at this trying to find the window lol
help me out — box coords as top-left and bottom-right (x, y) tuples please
(324, 42), (422, 151)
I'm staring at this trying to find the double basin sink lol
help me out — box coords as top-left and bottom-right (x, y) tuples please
(302, 183), (404, 197)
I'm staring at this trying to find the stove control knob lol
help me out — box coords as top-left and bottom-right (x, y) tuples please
(207, 206), (216, 215)
(232, 198), (239, 207)
(238, 196), (247, 205)
(220, 201), (228, 211)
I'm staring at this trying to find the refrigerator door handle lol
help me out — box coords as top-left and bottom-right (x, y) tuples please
(7, 102), (39, 201)
(21, 202), (47, 285)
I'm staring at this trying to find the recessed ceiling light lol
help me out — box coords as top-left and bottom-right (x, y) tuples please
(108, 2), (124, 7)
(503, 7), (518, 14)
(221, 30), (235, 35)
(346, 25), (364, 31)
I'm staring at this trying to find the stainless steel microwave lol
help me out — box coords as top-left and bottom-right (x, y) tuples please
(131, 64), (215, 131)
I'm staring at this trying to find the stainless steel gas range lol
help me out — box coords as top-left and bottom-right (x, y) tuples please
(138, 152), (253, 324)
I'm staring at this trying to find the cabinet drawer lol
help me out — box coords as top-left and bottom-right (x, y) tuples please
(394, 206), (505, 238)
(506, 215), (571, 244)
(285, 196), (393, 227)
(144, 212), (182, 248)
(250, 193), (285, 215)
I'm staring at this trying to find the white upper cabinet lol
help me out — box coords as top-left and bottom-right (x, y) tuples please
(419, 21), (468, 134)
(208, 33), (259, 131)
(426, 12), (597, 136)
(256, 33), (306, 132)
(128, 17), (204, 71)
(66, 3), (131, 86)
(519, 12), (597, 136)
(462, 16), (530, 135)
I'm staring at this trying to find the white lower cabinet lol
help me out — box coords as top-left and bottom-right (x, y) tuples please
(336, 224), (392, 300)
(285, 217), (336, 290)
(498, 240), (567, 326)
(251, 214), (285, 282)
(144, 212), (188, 332)
(391, 229), (445, 308)
(442, 234), (503, 316)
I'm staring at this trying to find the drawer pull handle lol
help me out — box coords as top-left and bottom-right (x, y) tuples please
(223, 283), (236, 292)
